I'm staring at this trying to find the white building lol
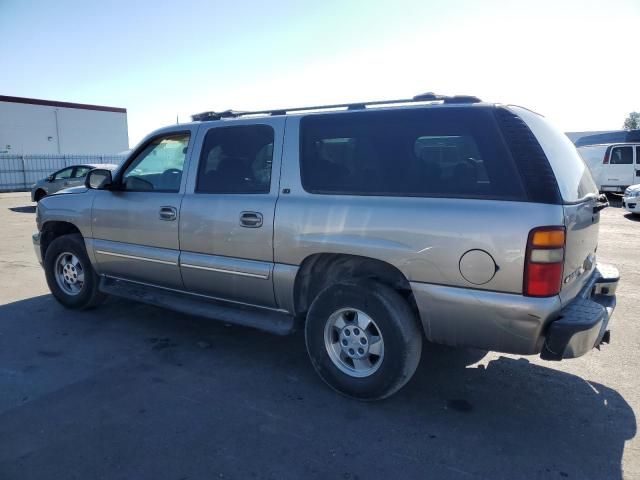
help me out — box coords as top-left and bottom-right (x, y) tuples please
(0, 95), (129, 154)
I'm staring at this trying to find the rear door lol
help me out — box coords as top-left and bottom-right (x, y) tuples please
(606, 145), (635, 188)
(510, 107), (600, 304)
(68, 165), (92, 188)
(179, 118), (284, 307)
(49, 166), (75, 193)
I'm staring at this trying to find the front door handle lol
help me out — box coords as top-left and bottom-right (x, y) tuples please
(240, 211), (263, 228)
(159, 206), (178, 221)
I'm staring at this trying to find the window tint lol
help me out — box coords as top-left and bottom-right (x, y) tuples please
(610, 146), (633, 165)
(509, 106), (597, 202)
(122, 133), (190, 192)
(196, 125), (274, 194)
(54, 167), (73, 180)
(73, 166), (92, 178)
(637, 146), (640, 164)
(300, 108), (525, 199)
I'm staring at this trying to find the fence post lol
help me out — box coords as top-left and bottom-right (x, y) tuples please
(20, 155), (26, 190)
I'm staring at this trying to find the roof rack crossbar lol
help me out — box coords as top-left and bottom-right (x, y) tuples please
(191, 92), (481, 121)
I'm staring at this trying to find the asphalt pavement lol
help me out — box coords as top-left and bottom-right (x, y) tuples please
(0, 192), (637, 480)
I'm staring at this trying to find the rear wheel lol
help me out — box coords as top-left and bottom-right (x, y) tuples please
(44, 233), (106, 309)
(305, 281), (422, 400)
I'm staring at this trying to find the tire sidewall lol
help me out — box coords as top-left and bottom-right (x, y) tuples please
(35, 190), (46, 202)
(305, 281), (421, 400)
(44, 234), (99, 308)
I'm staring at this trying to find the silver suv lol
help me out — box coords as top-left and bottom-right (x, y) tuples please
(32, 93), (619, 400)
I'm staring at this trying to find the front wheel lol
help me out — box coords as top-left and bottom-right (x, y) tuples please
(44, 233), (106, 309)
(305, 281), (422, 400)
(34, 190), (46, 202)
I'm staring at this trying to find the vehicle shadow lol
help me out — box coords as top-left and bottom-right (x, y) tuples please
(624, 213), (640, 222)
(605, 193), (622, 208)
(0, 294), (635, 479)
(8, 205), (36, 213)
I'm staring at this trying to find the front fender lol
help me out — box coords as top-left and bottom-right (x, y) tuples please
(38, 189), (96, 239)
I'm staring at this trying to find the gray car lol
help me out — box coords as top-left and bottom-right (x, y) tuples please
(31, 93), (619, 400)
(30, 163), (118, 202)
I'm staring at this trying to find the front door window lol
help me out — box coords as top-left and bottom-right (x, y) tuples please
(121, 134), (190, 192)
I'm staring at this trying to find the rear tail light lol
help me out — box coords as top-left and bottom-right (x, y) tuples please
(524, 226), (565, 297)
(603, 149), (610, 164)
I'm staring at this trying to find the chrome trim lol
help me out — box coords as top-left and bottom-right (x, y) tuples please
(101, 275), (290, 313)
(95, 250), (177, 266)
(180, 262), (269, 279)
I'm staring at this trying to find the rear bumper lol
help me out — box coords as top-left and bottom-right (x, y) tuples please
(540, 263), (619, 360)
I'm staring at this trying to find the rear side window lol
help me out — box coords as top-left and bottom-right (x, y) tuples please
(508, 106), (598, 202)
(610, 146), (633, 165)
(73, 166), (92, 178)
(196, 125), (274, 194)
(299, 108), (525, 200)
(53, 167), (74, 180)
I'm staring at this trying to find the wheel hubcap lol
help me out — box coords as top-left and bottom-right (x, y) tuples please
(324, 308), (384, 378)
(54, 252), (85, 296)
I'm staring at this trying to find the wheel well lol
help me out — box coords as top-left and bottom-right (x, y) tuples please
(293, 253), (417, 317)
(41, 221), (82, 258)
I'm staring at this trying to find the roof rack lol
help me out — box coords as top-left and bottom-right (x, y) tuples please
(191, 92), (482, 121)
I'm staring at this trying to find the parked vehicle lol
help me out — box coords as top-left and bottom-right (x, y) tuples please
(31, 164), (118, 202)
(578, 143), (640, 193)
(622, 184), (640, 214)
(32, 93), (619, 400)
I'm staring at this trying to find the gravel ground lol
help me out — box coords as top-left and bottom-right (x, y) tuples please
(0, 192), (637, 480)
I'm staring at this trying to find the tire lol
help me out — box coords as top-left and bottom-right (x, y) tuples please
(34, 190), (46, 202)
(44, 233), (106, 309)
(305, 280), (422, 400)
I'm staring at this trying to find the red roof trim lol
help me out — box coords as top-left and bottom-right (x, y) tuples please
(0, 95), (127, 113)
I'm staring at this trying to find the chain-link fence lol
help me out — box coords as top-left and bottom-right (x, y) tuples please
(0, 154), (127, 192)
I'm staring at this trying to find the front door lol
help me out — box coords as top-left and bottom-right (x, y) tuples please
(606, 145), (634, 187)
(90, 130), (194, 289)
(179, 119), (284, 307)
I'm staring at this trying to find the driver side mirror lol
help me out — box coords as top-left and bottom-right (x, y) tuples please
(47, 175), (54, 182)
(85, 169), (113, 190)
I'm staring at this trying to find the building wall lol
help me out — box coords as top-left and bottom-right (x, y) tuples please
(0, 101), (129, 154)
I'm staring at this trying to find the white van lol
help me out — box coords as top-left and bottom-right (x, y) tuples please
(578, 143), (640, 192)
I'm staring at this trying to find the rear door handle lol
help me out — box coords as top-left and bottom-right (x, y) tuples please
(240, 211), (263, 228)
(159, 206), (178, 221)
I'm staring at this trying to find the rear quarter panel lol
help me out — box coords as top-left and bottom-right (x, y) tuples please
(275, 116), (565, 294)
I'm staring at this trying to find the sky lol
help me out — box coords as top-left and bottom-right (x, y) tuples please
(1, 0), (639, 147)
